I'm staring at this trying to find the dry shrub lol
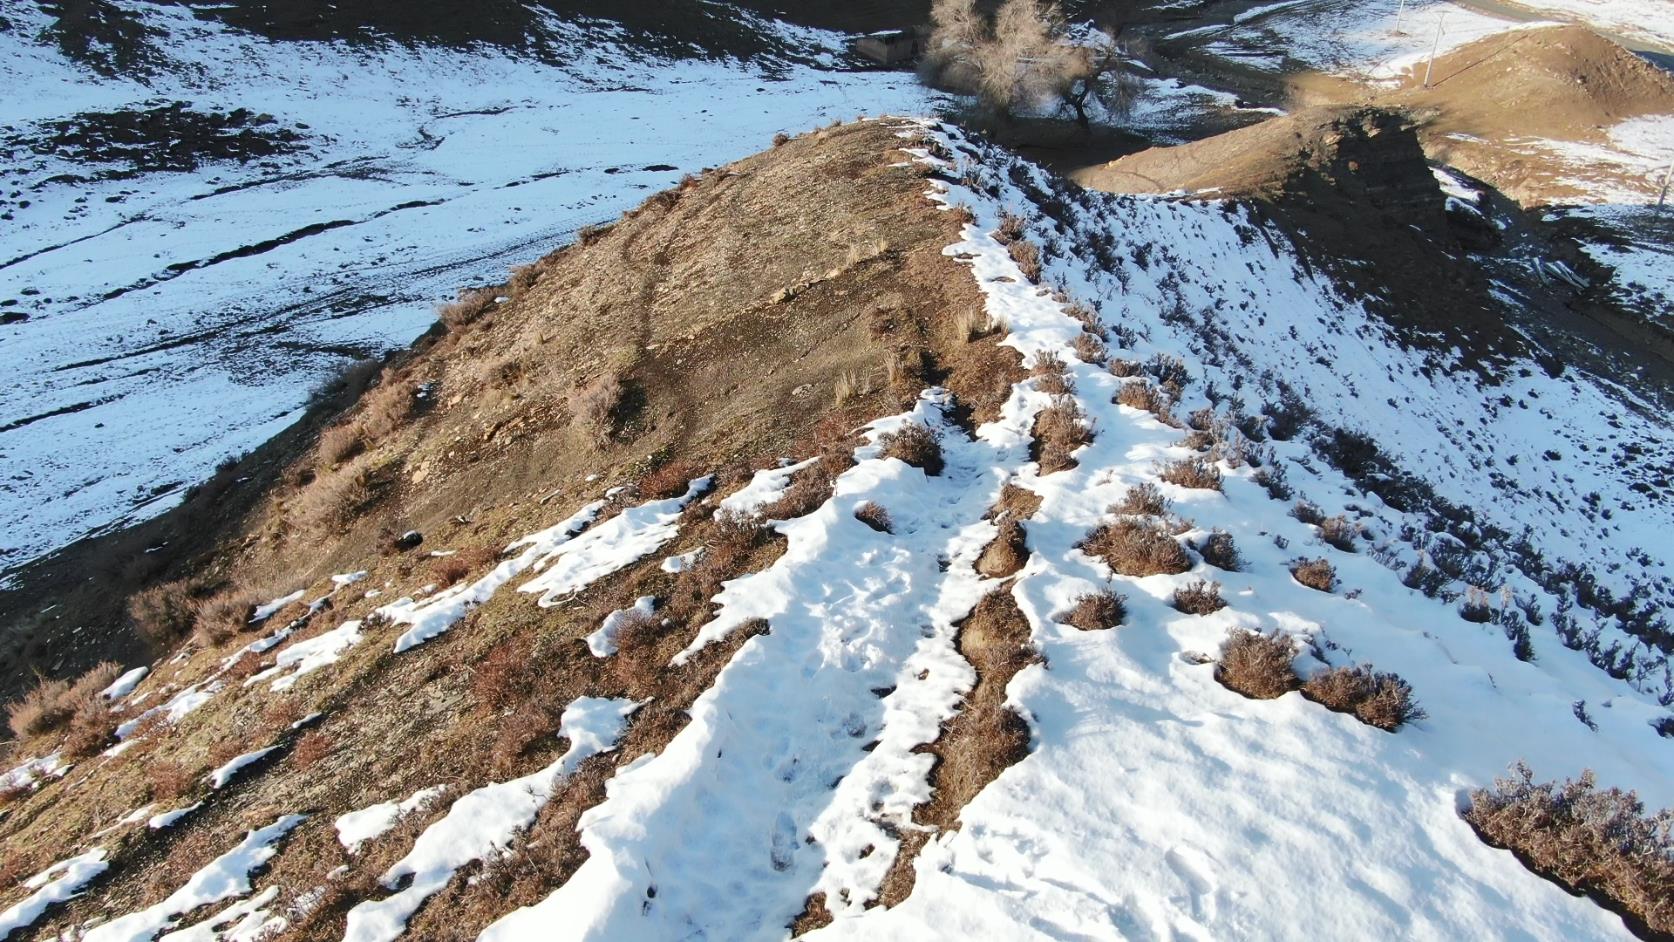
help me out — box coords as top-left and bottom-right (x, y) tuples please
(879, 422), (943, 476)
(431, 546), (497, 587)
(977, 519), (1029, 578)
(130, 580), (200, 651)
(1064, 302), (1106, 338)
(1301, 665), (1425, 731)
(759, 459), (841, 521)
(490, 704), (559, 776)
(1158, 456), (1223, 491)
(262, 697), (305, 732)
(1291, 557), (1337, 592)
(473, 635), (535, 713)
(1008, 239), (1042, 283)
(1145, 353), (1192, 391)
(1113, 482), (1169, 516)
(438, 287), (497, 331)
(1081, 518), (1191, 577)
(1196, 529), (1242, 571)
(953, 308), (1001, 342)
(61, 697), (117, 758)
(772, 131), (791, 146)
(292, 731), (334, 769)
(1215, 630), (1299, 699)
(1318, 514), (1359, 552)
(1032, 351), (1073, 395)
(193, 592), (258, 646)
(640, 460), (703, 501)
(709, 509), (768, 560)
(1109, 358), (1142, 378)
(854, 502), (894, 534)
(360, 379), (416, 440)
(7, 677), (73, 740)
(1033, 396), (1090, 474)
(297, 457), (382, 533)
(0, 783), (30, 812)
(1463, 763), (1674, 935)
(573, 372), (625, 446)
(1173, 580), (1226, 615)
(1116, 379), (1169, 415)
(1072, 331), (1108, 366)
(1063, 588), (1126, 631)
(578, 223), (609, 245)
(318, 423), (366, 468)
(1291, 500), (1324, 526)
(148, 759), (195, 802)
(995, 212), (1026, 243)
(225, 651), (264, 681)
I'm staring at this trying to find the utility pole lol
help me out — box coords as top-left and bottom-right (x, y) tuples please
(1394, 0), (1408, 35)
(1423, 12), (1446, 88)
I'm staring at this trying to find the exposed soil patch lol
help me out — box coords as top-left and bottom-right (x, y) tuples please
(5, 102), (306, 175)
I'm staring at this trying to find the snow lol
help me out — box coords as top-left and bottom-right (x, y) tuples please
(381, 499), (604, 654)
(1493, 0), (1674, 47)
(83, 814), (305, 942)
(1, 751), (68, 792)
(156, 886), (284, 942)
(718, 457), (818, 515)
(115, 680), (223, 740)
(0, 848), (109, 938)
(343, 697), (639, 942)
(585, 596), (660, 657)
(256, 620), (364, 691)
(206, 747), (279, 790)
(100, 666), (150, 702)
(0, 0), (934, 573)
(148, 804), (201, 831)
(335, 786), (449, 854)
(1516, 115), (1674, 202)
(659, 549), (705, 573)
(251, 590), (305, 622)
(519, 477), (712, 607)
(1432, 165), (1485, 216)
(1557, 204), (1674, 329)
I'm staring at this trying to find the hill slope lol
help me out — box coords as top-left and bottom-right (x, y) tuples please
(2, 119), (1671, 942)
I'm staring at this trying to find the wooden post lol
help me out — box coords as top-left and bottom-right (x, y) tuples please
(1395, 0), (1408, 35)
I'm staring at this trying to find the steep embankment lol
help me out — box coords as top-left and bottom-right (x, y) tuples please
(2, 119), (1671, 942)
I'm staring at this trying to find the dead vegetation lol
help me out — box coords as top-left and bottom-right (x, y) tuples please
(1113, 482), (1169, 516)
(1318, 514), (1359, 552)
(432, 546), (498, 587)
(128, 580), (202, 651)
(1008, 239), (1043, 283)
(6, 661), (121, 743)
(1463, 763), (1674, 936)
(1061, 587), (1126, 631)
(1031, 351), (1074, 395)
(1215, 629), (1299, 699)
(879, 422), (944, 475)
(1301, 665), (1425, 731)
(1157, 456), (1222, 491)
(1172, 580), (1226, 615)
(976, 519), (1029, 578)
(1032, 396), (1091, 474)
(191, 591), (257, 645)
(574, 372), (626, 446)
(1195, 529), (1242, 571)
(1080, 518), (1191, 577)
(1291, 557), (1338, 592)
(854, 502), (894, 534)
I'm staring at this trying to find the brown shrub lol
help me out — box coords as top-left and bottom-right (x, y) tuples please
(1318, 514), (1359, 552)
(317, 422), (366, 468)
(0, 783), (29, 811)
(759, 463), (837, 521)
(148, 759), (195, 802)
(130, 580), (200, 651)
(1291, 500), (1324, 526)
(1158, 456), (1223, 491)
(1116, 379), (1168, 415)
(262, 697), (305, 732)
(1033, 396), (1091, 474)
(976, 519), (1029, 578)
(854, 502), (893, 534)
(574, 372), (625, 446)
(473, 635), (535, 713)
(578, 223), (609, 245)
(193, 592), (258, 646)
(995, 212), (1026, 244)
(490, 704), (559, 776)
(7, 677), (74, 740)
(296, 457), (384, 534)
(1072, 332), (1108, 366)
(1173, 580), (1226, 615)
(438, 287), (497, 331)
(292, 731), (334, 769)
(1109, 357), (1142, 378)
(1062, 588), (1126, 631)
(1031, 351), (1073, 395)
(1064, 301), (1106, 339)
(1463, 763), (1674, 935)
(1081, 518), (1191, 577)
(1008, 239), (1042, 283)
(61, 697), (117, 758)
(1215, 630), (1299, 699)
(709, 509), (768, 560)
(879, 422), (943, 475)
(1195, 529), (1242, 571)
(1301, 665), (1425, 731)
(225, 651), (264, 681)
(1113, 482), (1169, 516)
(772, 131), (791, 147)
(1291, 557), (1337, 593)
(640, 460), (703, 501)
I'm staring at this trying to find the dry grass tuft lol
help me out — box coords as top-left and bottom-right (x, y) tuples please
(1158, 456), (1223, 491)
(1301, 665), (1425, 731)
(130, 580), (201, 651)
(1081, 518), (1191, 577)
(1291, 557), (1338, 592)
(1008, 239), (1043, 283)
(1109, 357), (1142, 378)
(1062, 587), (1126, 631)
(318, 422), (367, 468)
(1215, 630), (1299, 699)
(1173, 580), (1226, 615)
(574, 372), (626, 446)
(1463, 763), (1674, 935)
(1195, 529), (1242, 571)
(1033, 396), (1091, 475)
(879, 422), (943, 476)
(976, 519), (1029, 578)
(438, 287), (498, 331)
(1318, 514), (1359, 552)
(1115, 379), (1170, 418)
(1072, 332), (1108, 366)
(1113, 482), (1169, 516)
(854, 502), (894, 534)
(953, 308), (1002, 342)
(292, 730), (334, 769)
(1031, 351), (1073, 395)
(995, 212), (1027, 244)
(473, 635), (536, 714)
(192, 591), (258, 646)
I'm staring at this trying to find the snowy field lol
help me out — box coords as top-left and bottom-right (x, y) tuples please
(0, 2), (932, 573)
(1500, 0), (1674, 49)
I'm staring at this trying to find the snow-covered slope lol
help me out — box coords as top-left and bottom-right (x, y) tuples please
(3, 116), (1669, 941)
(0, 0), (931, 573)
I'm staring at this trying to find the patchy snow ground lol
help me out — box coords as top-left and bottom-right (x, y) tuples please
(0, 848), (108, 938)
(1554, 204), (1674, 329)
(0, 1), (934, 574)
(1497, 0), (1674, 48)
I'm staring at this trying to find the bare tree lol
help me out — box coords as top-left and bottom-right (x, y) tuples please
(1050, 32), (1144, 128)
